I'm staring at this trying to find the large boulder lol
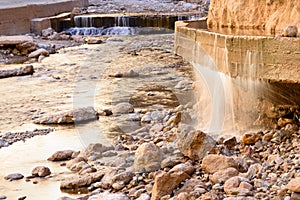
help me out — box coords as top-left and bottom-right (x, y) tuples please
(177, 130), (216, 160)
(134, 142), (163, 173)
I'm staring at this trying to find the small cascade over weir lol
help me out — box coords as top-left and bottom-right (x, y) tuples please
(65, 14), (201, 36)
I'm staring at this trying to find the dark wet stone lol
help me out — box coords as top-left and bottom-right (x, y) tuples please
(4, 173), (24, 181)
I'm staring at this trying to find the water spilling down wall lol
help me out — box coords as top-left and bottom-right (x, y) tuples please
(175, 19), (300, 135)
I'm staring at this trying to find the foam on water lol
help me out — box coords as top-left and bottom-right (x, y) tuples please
(66, 27), (137, 36)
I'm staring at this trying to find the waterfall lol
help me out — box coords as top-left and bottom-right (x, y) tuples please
(74, 16), (93, 27)
(115, 16), (130, 27)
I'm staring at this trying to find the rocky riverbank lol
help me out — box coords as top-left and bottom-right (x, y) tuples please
(53, 120), (300, 200)
(0, 1), (299, 200)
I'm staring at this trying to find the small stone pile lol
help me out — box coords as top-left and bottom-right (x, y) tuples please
(0, 128), (53, 148)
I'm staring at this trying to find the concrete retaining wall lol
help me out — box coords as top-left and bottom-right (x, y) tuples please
(0, 0), (88, 35)
(175, 20), (300, 83)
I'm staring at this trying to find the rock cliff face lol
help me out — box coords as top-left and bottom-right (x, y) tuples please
(207, 0), (300, 35)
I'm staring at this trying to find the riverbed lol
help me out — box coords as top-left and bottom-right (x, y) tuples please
(0, 34), (197, 199)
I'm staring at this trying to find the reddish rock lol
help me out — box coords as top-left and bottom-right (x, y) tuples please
(241, 133), (260, 145)
(177, 130), (216, 160)
(151, 170), (190, 200)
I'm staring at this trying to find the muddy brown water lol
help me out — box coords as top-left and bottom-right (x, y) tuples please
(0, 34), (196, 199)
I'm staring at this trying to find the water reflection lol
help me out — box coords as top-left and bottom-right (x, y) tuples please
(0, 126), (85, 199)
